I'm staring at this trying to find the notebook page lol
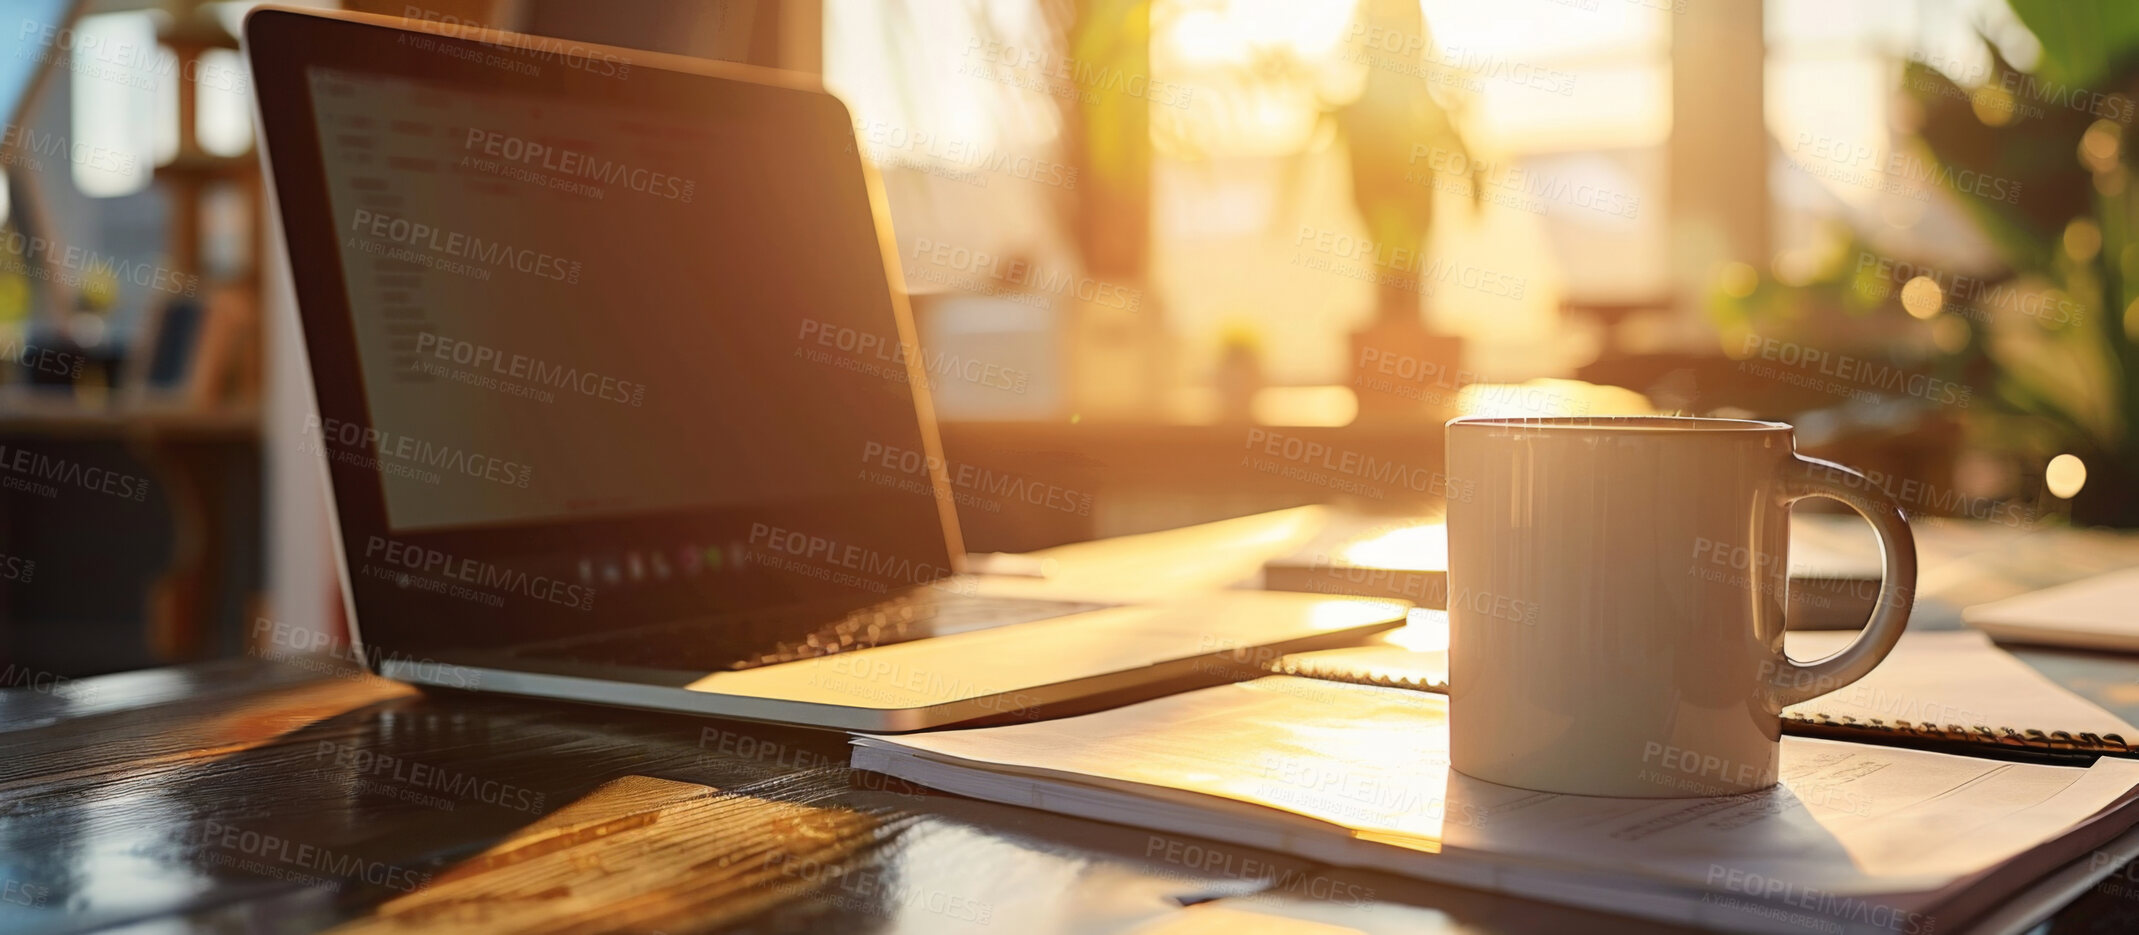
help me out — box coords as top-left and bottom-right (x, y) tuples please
(1275, 619), (2137, 742)
(1783, 629), (2137, 737)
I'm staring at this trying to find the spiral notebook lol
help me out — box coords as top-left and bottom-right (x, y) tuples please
(1266, 620), (2137, 765)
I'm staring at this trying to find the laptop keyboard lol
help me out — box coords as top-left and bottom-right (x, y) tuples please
(512, 592), (1112, 672)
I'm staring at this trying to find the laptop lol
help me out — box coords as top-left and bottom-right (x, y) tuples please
(243, 8), (1408, 731)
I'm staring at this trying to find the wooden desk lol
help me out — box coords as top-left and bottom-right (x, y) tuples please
(6, 511), (2139, 934)
(4, 658), (1713, 935)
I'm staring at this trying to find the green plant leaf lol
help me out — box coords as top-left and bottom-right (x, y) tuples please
(2008, 0), (2139, 89)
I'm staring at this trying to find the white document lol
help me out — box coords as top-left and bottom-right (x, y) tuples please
(855, 677), (2139, 934)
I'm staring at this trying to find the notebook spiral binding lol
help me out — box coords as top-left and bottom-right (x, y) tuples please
(1265, 659), (2138, 766)
(1785, 714), (2134, 760)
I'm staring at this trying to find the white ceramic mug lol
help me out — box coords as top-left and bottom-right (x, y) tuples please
(1445, 416), (1915, 797)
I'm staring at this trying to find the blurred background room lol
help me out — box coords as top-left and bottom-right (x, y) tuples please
(3, 0), (2133, 676)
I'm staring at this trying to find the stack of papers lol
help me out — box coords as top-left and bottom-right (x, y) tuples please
(854, 677), (2139, 934)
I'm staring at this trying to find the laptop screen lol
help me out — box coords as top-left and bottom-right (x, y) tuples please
(254, 14), (961, 660)
(310, 66), (885, 534)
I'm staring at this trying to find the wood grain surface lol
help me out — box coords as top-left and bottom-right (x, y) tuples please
(0, 656), (1702, 934)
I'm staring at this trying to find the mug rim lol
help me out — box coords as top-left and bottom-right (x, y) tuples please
(1446, 415), (1791, 433)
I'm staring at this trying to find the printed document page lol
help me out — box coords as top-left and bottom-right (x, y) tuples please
(855, 677), (2139, 897)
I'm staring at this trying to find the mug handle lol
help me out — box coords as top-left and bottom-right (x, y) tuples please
(1766, 454), (1918, 708)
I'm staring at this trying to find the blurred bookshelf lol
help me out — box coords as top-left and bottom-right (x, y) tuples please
(0, 1), (263, 676)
